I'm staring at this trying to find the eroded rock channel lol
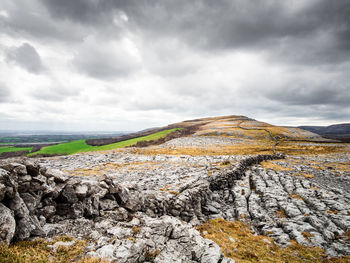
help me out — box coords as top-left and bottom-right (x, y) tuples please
(1, 151), (349, 262)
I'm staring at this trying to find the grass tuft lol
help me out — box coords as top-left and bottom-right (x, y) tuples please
(197, 218), (350, 263)
(0, 236), (110, 263)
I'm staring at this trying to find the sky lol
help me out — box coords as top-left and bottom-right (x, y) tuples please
(0, 0), (349, 131)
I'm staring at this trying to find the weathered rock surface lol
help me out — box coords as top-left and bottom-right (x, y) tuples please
(0, 203), (16, 244)
(84, 214), (230, 263)
(0, 150), (349, 261)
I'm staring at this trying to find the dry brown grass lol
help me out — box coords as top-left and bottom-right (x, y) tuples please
(132, 143), (275, 156)
(132, 226), (141, 235)
(0, 236), (110, 263)
(67, 161), (159, 177)
(344, 231), (350, 241)
(197, 218), (350, 263)
(275, 142), (347, 156)
(302, 232), (313, 242)
(327, 210), (339, 215)
(159, 185), (179, 195)
(290, 194), (305, 200)
(129, 140), (348, 157)
(145, 248), (160, 261)
(277, 209), (288, 218)
(308, 161), (350, 175)
(323, 163), (350, 172)
(261, 160), (293, 171)
(168, 190), (179, 195)
(296, 173), (315, 178)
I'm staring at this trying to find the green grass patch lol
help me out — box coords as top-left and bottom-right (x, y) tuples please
(29, 128), (182, 156)
(0, 146), (33, 154)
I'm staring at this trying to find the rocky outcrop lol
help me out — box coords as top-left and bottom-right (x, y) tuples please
(84, 214), (236, 263)
(2, 152), (349, 260)
(0, 156), (282, 262)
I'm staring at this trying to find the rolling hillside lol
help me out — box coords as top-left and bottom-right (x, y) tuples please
(0, 115), (345, 159)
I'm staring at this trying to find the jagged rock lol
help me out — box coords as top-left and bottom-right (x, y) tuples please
(1, 163), (27, 176)
(0, 183), (6, 202)
(1, 152), (350, 258)
(124, 196), (142, 212)
(86, 214), (231, 263)
(25, 161), (40, 177)
(99, 199), (119, 211)
(102, 208), (129, 221)
(52, 183), (65, 199)
(114, 184), (129, 205)
(71, 202), (85, 218)
(20, 192), (38, 213)
(17, 174), (32, 184)
(83, 196), (100, 217)
(15, 216), (44, 240)
(75, 184), (89, 199)
(44, 169), (69, 183)
(0, 168), (9, 182)
(93, 244), (115, 259)
(113, 239), (147, 262)
(0, 168), (17, 199)
(8, 192), (29, 218)
(0, 203), (16, 244)
(32, 174), (47, 185)
(107, 226), (132, 239)
(40, 205), (56, 219)
(60, 185), (78, 203)
(55, 202), (84, 219)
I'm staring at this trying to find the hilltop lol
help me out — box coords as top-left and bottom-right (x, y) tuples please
(0, 115), (349, 262)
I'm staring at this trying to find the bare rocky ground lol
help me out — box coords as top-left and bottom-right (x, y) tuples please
(1, 135), (350, 262)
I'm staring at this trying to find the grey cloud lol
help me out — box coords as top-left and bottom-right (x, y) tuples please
(0, 0), (109, 43)
(31, 85), (80, 102)
(38, 0), (350, 66)
(0, 82), (11, 103)
(130, 0), (350, 65)
(1, 0), (349, 130)
(5, 43), (45, 73)
(130, 100), (177, 112)
(72, 41), (140, 80)
(266, 82), (350, 107)
(40, 0), (107, 24)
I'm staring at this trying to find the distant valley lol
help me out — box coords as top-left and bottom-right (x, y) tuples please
(298, 123), (350, 142)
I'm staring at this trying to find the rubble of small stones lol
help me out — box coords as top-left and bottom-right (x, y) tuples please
(1, 147), (349, 261)
(159, 136), (243, 147)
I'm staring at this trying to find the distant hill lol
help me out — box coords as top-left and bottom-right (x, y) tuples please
(0, 115), (336, 159)
(298, 123), (350, 142)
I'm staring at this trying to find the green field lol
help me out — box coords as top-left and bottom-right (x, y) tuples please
(29, 128), (181, 156)
(0, 146), (33, 154)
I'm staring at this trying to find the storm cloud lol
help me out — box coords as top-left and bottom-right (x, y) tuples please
(0, 0), (349, 130)
(5, 43), (45, 73)
(0, 82), (11, 103)
(72, 37), (141, 80)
